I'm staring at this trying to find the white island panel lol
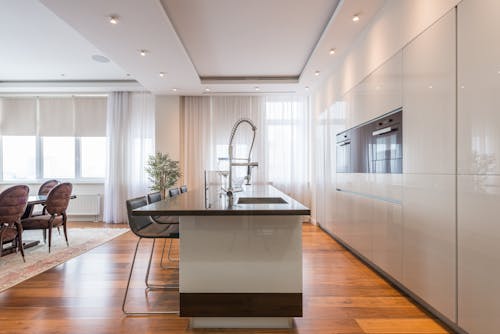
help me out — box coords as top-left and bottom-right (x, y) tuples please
(180, 215), (302, 293)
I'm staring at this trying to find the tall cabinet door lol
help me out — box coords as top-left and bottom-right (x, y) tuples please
(402, 9), (456, 320)
(457, 0), (500, 332)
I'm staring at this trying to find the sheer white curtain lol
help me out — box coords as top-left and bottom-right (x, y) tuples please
(182, 95), (310, 206)
(181, 96), (212, 191)
(104, 92), (155, 223)
(264, 95), (310, 206)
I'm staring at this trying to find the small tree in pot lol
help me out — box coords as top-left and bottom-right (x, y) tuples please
(145, 152), (182, 198)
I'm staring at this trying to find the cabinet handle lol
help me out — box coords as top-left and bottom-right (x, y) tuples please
(372, 127), (394, 136)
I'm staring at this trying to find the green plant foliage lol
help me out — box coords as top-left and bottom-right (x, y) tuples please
(145, 152), (182, 195)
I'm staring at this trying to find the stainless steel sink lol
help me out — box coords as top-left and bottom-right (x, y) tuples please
(237, 197), (288, 204)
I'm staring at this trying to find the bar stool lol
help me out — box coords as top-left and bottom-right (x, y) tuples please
(123, 196), (179, 315)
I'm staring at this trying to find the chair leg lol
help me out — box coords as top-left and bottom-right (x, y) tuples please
(17, 233), (25, 263)
(43, 229), (47, 243)
(122, 238), (178, 315)
(15, 222), (25, 262)
(48, 227), (52, 253)
(62, 213), (69, 246)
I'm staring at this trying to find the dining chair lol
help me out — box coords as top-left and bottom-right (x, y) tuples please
(180, 185), (188, 193)
(22, 179), (59, 219)
(168, 188), (180, 197)
(147, 192), (179, 268)
(0, 185), (30, 261)
(21, 183), (72, 253)
(123, 196), (179, 315)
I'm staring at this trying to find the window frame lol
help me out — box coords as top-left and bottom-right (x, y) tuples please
(0, 134), (105, 183)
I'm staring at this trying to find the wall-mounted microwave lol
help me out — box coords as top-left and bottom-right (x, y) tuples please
(336, 108), (402, 174)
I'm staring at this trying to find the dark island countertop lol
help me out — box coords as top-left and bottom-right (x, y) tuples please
(132, 185), (310, 216)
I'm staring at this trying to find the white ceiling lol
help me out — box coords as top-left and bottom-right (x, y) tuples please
(2, 0), (386, 94)
(161, 0), (339, 78)
(0, 0), (132, 83)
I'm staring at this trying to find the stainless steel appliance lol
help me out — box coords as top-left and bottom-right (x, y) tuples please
(336, 108), (402, 174)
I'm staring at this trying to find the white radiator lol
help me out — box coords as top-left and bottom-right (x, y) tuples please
(67, 194), (101, 221)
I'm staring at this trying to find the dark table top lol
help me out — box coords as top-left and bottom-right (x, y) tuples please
(133, 185), (310, 216)
(27, 194), (77, 205)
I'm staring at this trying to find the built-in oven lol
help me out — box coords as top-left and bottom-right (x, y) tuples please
(336, 132), (351, 173)
(367, 108), (402, 173)
(336, 108), (402, 174)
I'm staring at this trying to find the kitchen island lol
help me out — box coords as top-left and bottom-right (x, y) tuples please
(133, 185), (310, 328)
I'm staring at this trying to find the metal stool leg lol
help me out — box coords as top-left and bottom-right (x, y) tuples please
(145, 239), (179, 290)
(160, 239), (179, 269)
(122, 238), (178, 315)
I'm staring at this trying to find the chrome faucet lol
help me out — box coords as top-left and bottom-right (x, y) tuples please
(226, 118), (259, 203)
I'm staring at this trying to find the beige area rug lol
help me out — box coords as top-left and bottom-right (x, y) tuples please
(0, 227), (129, 292)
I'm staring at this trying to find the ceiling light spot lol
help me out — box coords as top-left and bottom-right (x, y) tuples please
(352, 14), (360, 22)
(255, 87), (260, 91)
(315, 70), (320, 76)
(126, 73), (131, 77)
(305, 86), (310, 91)
(92, 54), (110, 63)
(109, 15), (119, 24)
(205, 88), (211, 92)
(139, 49), (148, 56)
(172, 88), (177, 92)
(159, 72), (165, 77)
(329, 48), (336, 55)
(428, 85), (433, 89)
(60, 73), (65, 77)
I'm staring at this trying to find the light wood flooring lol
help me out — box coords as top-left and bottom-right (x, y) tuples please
(0, 222), (451, 334)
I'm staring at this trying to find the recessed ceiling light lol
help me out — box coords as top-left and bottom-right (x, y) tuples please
(352, 14), (360, 22)
(315, 70), (320, 76)
(109, 15), (119, 24)
(92, 54), (110, 63)
(126, 73), (131, 77)
(60, 73), (65, 77)
(255, 86), (260, 91)
(159, 72), (165, 77)
(428, 85), (433, 89)
(172, 88), (177, 92)
(305, 86), (310, 91)
(329, 48), (336, 55)
(139, 49), (148, 56)
(205, 88), (211, 92)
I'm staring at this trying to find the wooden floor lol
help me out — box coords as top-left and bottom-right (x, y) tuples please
(0, 223), (451, 334)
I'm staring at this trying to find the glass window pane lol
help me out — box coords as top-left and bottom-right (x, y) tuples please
(80, 137), (106, 178)
(2, 136), (36, 180)
(42, 137), (75, 178)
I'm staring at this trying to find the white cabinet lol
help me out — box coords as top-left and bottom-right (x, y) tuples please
(457, 0), (500, 175)
(402, 174), (456, 320)
(402, 10), (456, 175)
(457, 0), (500, 332)
(458, 176), (500, 333)
(401, 10), (456, 321)
(348, 52), (403, 127)
(372, 201), (402, 281)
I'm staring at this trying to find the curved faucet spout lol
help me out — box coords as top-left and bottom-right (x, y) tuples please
(227, 118), (258, 200)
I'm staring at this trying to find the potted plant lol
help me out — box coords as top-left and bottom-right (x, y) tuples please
(145, 152), (182, 198)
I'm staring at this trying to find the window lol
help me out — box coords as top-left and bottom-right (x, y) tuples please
(0, 96), (107, 181)
(2, 136), (37, 180)
(42, 137), (75, 178)
(80, 137), (106, 178)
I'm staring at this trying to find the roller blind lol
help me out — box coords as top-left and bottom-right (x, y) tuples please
(74, 97), (107, 136)
(38, 97), (75, 136)
(0, 97), (37, 135)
